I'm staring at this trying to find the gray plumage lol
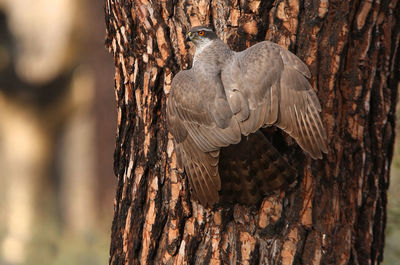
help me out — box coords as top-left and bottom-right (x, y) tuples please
(167, 26), (328, 206)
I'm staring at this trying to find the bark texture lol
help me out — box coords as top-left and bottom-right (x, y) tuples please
(105, 0), (400, 264)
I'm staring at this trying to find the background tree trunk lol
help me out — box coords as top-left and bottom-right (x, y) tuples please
(105, 0), (400, 264)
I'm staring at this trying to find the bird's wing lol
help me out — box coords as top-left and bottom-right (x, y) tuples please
(222, 41), (327, 159)
(166, 69), (241, 205)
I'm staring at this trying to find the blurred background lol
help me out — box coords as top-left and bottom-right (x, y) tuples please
(0, 0), (116, 264)
(0, 1), (398, 265)
(384, 100), (400, 265)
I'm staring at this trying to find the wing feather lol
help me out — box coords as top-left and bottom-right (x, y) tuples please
(277, 66), (328, 158)
(278, 43), (311, 78)
(166, 69), (240, 206)
(222, 41), (327, 158)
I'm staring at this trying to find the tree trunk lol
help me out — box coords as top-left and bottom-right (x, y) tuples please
(105, 0), (400, 264)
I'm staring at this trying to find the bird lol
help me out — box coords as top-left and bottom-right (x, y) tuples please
(166, 26), (328, 207)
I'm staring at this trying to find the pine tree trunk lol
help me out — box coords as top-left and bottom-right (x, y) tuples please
(105, 0), (400, 264)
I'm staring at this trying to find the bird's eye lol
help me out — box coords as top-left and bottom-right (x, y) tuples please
(198, 31), (205, 36)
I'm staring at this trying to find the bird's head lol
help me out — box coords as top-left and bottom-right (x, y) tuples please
(185, 26), (218, 48)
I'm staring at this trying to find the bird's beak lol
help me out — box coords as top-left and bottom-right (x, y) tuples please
(185, 32), (192, 42)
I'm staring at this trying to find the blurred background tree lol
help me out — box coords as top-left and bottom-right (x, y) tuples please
(0, 0), (116, 264)
(384, 99), (400, 265)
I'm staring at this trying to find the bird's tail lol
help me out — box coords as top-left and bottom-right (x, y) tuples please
(218, 130), (297, 205)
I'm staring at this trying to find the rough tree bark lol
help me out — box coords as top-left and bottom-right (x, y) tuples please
(105, 0), (400, 264)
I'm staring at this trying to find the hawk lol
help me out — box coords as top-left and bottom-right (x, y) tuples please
(166, 26), (328, 206)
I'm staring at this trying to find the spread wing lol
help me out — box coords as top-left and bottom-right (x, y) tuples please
(221, 41), (328, 158)
(166, 69), (241, 206)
